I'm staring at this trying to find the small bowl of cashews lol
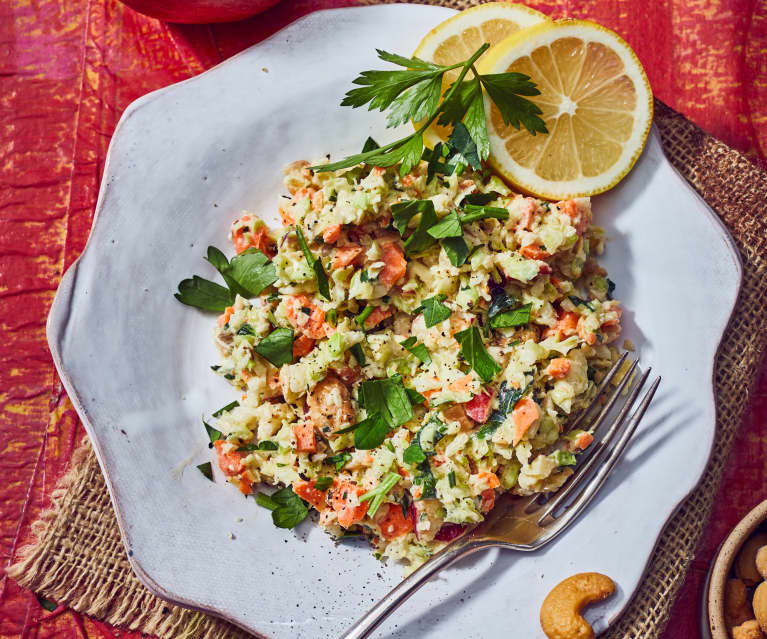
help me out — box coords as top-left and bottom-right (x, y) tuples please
(708, 499), (767, 639)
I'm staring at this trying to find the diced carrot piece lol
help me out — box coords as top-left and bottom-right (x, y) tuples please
(285, 295), (326, 340)
(572, 432), (594, 450)
(293, 422), (316, 453)
(293, 479), (329, 510)
(332, 245), (365, 269)
(292, 333), (315, 359)
(480, 488), (495, 514)
(322, 224), (342, 244)
(328, 481), (368, 528)
(237, 476), (254, 495)
(233, 225), (275, 257)
(465, 391), (493, 423)
(512, 397), (540, 445)
(378, 503), (413, 539)
(520, 244), (551, 260)
(213, 440), (246, 476)
(421, 388), (439, 407)
(448, 374), (473, 393)
(478, 471), (501, 489)
(547, 357), (571, 379)
(217, 306), (235, 328)
(379, 242), (407, 287)
(363, 306), (391, 330)
(542, 311), (580, 340)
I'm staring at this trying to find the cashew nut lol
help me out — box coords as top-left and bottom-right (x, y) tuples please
(732, 619), (766, 639)
(726, 578), (756, 628)
(540, 572), (616, 639)
(753, 581), (767, 633)
(756, 546), (767, 581)
(736, 534), (767, 586)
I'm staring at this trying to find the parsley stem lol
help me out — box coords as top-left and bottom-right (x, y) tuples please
(413, 43), (490, 136)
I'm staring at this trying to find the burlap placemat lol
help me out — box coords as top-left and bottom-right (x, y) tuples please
(7, 91), (767, 639)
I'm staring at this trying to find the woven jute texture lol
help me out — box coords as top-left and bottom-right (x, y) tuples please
(7, 100), (767, 639)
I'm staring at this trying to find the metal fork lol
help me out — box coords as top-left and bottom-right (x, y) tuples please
(340, 353), (661, 639)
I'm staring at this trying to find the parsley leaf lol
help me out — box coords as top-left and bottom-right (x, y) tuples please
(403, 202), (438, 256)
(212, 401), (239, 418)
(237, 440), (278, 451)
(314, 476), (334, 491)
(176, 245), (278, 312)
(227, 248), (278, 297)
(197, 462), (214, 481)
(447, 121), (481, 170)
(361, 136), (380, 153)
(403, 440), (426, 465)
(427, 211), (462, 239)
(392, 199), (434, 236)
(489, 302), (532, 328)
(295, 227), (331, 300)
(350, 342), (367, 366)
(569, 295), (595, 311)
(442, 236), (470, 267)
(175, 276), (235, 312)
(326, 451), (351, 471)
(416, 295), (451, 328)
(479, 72), (548, 136)
(462, 192), (501, 206)
(413, 459), (437, 499)
(349, 413), (390, 450)
(386, 74), (443, 128)
(477, 381), (532, 439)
(342, 376), (414, 449)
(360, 377), (414, 428)
(256, 486), (309, 529)
(406, 388), (426, 405)
(399, 336), (432, 365)
(255, 328), (294, 367)
(454, 325), (501, 382)
(237, 324), (256, 336)
(203, 419), (222, 443)
(488, 290), (519, 318)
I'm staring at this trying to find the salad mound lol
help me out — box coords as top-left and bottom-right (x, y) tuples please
(207, 157), (624, 569)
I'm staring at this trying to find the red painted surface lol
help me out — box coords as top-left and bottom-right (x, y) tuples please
(0, 1), (765, 638)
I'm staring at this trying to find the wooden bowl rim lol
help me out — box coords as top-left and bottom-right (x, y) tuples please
(708, 499), (767, 638)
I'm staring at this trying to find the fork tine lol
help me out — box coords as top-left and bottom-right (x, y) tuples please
(572, 357), (641, 439)
(567, 351), (629, 432)
(529, 359), (642, 517)
(538, 374), (661, 528)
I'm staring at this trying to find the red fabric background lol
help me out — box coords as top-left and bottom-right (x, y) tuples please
(1, 1), (765, 637)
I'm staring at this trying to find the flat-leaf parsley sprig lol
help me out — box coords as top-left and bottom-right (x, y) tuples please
(310, 45), (547, 176)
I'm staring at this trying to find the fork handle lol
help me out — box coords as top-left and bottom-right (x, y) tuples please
(339, 539), (496, 639)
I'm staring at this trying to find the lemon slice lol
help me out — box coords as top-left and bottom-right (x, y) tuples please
(478, 19), (653, 199)
(413, 3), (550, 148)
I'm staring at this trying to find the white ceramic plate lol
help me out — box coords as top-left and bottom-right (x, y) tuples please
(47, 5), (741, 638)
